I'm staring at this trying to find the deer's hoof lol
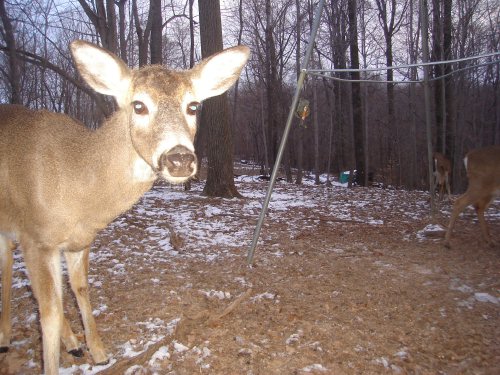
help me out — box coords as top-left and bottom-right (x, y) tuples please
(95, 358), (110, 366)
(0, 346), (9, 353)
(68, 348), (84, 358)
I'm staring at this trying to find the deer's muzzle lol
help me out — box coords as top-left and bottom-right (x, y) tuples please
(159, 145), (197, 179)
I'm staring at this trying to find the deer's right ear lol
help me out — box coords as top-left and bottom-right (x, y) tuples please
(70, 40), (132, 107)
(191, 45), (250, 101)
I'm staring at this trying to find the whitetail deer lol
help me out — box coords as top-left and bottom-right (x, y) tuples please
(0, 40), (249, 374)
(433, 152), (451, 200)
(444, 145), (500, 248)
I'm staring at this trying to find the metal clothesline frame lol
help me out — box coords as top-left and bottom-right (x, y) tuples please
(307, 51), (500, 74)
(308, 58), (500, 84)
(246, 0), (500, 265)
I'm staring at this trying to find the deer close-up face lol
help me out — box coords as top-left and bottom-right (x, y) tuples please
(127, 68), (200, 184)
(70, 40), (249, 185)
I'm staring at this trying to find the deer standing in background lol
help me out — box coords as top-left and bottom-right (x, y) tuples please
(444, 145), (500, 248)
(433, 152), (452, 200)
(0, 40), (249, 374)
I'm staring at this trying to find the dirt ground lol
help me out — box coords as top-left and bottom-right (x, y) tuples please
(1, 175), (499, 375)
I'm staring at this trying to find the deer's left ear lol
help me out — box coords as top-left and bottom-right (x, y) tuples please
(191, 46), (250, 101)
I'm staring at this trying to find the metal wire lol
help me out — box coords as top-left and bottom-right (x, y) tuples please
(306, 58), (500, 84)
(305, 51), (500, 74)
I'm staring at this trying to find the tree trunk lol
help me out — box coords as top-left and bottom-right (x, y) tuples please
(313, 80), (320, 185)
(348, 0), (366, 186)
(442, 0), (455, 189)
(0, 0), (21, 104)
(116, 0), (128, 63)
(189, 0), (195, 68)
(132, 0), (150, 67)
(105, 0), (117, 52)
(150, 0), (162, 64)
(431, 0), (444, 150)
(408, 0), (419, 189)
(77, 0), (117, 53)
(294, 0), (303, 185)
(264, 0), (279, 169)
(198, 0), (240, 198)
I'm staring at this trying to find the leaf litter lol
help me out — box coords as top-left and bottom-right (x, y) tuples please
(1, 169), (499, 374)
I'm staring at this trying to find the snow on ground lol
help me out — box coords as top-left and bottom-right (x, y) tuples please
(3, 172), (499, 374)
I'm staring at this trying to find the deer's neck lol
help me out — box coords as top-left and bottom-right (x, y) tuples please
(97, 110), (156, 185)
(66, 111), (157, 231)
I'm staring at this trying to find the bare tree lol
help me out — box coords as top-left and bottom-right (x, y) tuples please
(375, 0), (408, 185)
(348, 0), (366, 185)
(116, 0), (128, 63)
(77, 0), (118, 52)
(295, 0), (304, 184)
(149, 0), (162, 64)
(0, 0), (21, 104)
(198, 0), (241, 197)
(132, 0), (151, 66)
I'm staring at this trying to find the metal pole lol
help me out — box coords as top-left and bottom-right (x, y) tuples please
(247, 0), (325, 265)
(419, 0), (436, 214)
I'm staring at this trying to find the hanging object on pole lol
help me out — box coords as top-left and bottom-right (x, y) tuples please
(295, 98), (310, 129)
(295, 99), (310, 120)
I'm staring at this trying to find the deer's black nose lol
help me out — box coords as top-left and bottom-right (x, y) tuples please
(159, 145), (197, 177)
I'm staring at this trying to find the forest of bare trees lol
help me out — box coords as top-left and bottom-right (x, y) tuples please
(1, 0), (499, 193)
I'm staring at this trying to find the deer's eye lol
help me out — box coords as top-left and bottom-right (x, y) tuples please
(132, 101), (149, 115)
(187, 101), (200, 116)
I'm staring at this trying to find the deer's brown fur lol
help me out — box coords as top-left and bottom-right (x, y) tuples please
(0, 40), (249, 374)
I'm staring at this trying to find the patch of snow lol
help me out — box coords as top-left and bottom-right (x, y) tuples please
(165, 318), (180, 336)
(423, 224), (445, 232)
(450, 279), (474, 294)
(251, 292), (276, 303)
(26, 313), (37, 323)
(204, 205), (223, 217)
(148, 345), (170, 367)
(300, 363), (328, 372)
(192, 345), (211, 366)
(89, 278), (103, 287)
(457, 297), (475, 309)
(234, 277), (251, 287)
(199, 289), (231, 300)
(285, 329), (303, 345)
(92, 304), (108, 317)
(120, 340), (145, 358)
(138, 317), (166, 331)
(374, 356), (390, 368)
(59, 359), (116, 375)
(394, 349), (408, 359)
(474, 293), (499, 304)
(173, 341), (189, 353)
(416, 224), (446, 242)
(124, 365), (146, 375)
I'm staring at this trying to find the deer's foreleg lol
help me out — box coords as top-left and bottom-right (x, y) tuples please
(64, 248), (108, 365)
(23, 243), (63, 375)
(0, 236), (14, 351)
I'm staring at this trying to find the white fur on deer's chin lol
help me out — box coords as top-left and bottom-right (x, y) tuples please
(159, 170), (196, 185)
(132, 157), (156, 183)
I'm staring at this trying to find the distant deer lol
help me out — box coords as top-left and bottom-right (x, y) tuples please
(433, 152), (451, 200)
(0, 40), (249, 374)
(444, 145), (500, 248)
